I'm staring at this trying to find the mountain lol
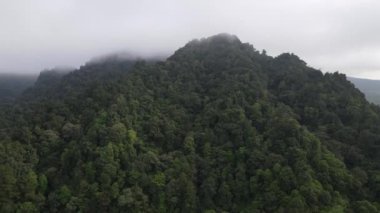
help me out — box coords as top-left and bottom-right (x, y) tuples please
(0, 74), (37, 104)
(348, 77), (380, 105)
(1, 34), (380, 212)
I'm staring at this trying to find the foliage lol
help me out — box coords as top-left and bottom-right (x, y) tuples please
(0, 34), (380, 212)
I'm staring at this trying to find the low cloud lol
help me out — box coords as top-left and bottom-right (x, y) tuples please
(1, 0), (380, 78)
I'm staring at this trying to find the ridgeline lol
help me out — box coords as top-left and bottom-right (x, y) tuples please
(1, 34), (380, 212)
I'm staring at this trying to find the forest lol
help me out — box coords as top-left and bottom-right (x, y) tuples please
(1, 34), (380, 212)
(348, 77), (380, 105)
(0, 74), (37, 105)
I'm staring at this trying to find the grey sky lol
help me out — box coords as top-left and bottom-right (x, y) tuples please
(1, 0), (380, 78)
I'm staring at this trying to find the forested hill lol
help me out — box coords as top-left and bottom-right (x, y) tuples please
(348, 77), (380, 105)
(0, 74), (37, 104)
(1, 34), (380, 212)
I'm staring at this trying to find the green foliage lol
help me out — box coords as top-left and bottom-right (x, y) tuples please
(348, 76), (380, 105)
(0, 73), (37, 104)
(1, 34), (380, 212)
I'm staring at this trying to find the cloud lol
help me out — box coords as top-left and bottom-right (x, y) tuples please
(1, 0), (380, 78)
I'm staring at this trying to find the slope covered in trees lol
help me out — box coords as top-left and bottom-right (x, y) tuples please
(1, 34), (380, 212)
(0, 74), (37, 104)
(348, 77), (380, 105)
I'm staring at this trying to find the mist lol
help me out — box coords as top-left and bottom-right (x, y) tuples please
(2, 0), (380, 78)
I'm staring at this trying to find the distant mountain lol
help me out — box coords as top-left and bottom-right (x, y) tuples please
(348, 77), (380, 105)
(1, 34), (380, 212)
(0, 74), (37, 104)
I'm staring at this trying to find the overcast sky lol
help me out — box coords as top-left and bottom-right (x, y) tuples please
(1, 0), (380, 78)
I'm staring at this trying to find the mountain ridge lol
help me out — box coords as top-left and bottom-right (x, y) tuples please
(348, 76), (380, 105)
(1, 34), (380, 212)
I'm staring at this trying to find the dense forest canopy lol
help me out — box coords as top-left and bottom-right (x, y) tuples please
(1, 34), (380, 212)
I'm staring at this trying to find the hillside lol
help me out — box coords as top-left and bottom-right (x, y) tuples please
(348, 77), (380, 105)
(0, 74), (37, 104)
(1, 34), (380, 212)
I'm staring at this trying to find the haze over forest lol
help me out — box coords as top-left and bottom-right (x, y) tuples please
(2, 0), (380, 79)
(3, 1), (380, 212)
